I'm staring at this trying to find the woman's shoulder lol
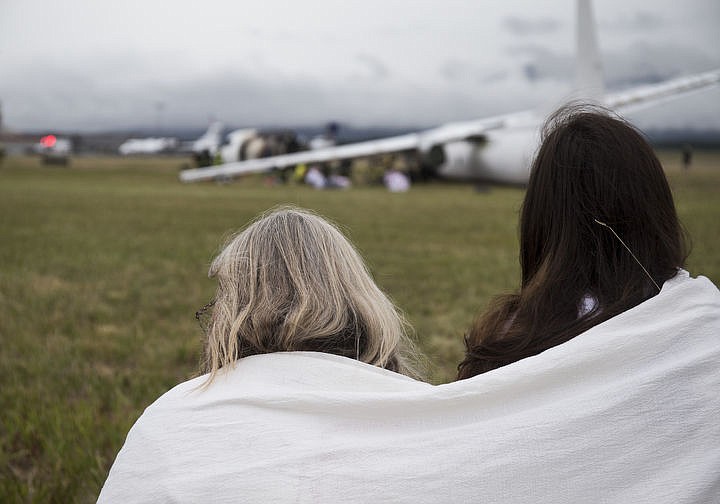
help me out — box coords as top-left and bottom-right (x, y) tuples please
(140, 373), (208, 414)
(145, 352), (430, 413)
(659, 269), (720, 309)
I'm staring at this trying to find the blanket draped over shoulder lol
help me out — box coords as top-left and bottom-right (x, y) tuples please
(99, 271), (720, 503)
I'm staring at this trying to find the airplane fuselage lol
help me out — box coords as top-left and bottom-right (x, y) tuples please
(436, 124), (538, 185)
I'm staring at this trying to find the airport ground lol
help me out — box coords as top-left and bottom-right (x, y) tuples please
(1, 150), (718, 502)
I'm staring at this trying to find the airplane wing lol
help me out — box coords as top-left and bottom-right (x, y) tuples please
(605, 69), (720, 114)
(178, 113), (525, 183)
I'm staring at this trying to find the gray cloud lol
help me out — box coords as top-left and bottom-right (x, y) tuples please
(439, 60), (479, 82)
(503, 16), (562, 35)
(2, 0), (719, 134)
(0, 66), (329, 130)
(1, 0), (718, 132)
(2, 64), (502, 131)
(506, 45), (574, 82)
(5, 45), (715, 133)
(601, 11), (666, 32)
(506, 40), (720, 89)
(439, 60), (509, 84)
(353, 54), (390, 80)
(602, 43), (720, 88)
(439, 60), (464, 81)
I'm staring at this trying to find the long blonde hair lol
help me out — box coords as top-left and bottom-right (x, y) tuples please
(201, 206), (422, 381)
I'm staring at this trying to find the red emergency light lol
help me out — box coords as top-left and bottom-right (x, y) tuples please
(40, 135), (57, 148)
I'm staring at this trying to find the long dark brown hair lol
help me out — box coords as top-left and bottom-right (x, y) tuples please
(457, 104), (687, 379)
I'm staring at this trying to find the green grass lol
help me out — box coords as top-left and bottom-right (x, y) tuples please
(1, 151), (718, 502)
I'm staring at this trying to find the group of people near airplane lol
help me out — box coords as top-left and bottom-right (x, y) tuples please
(99, 105), (719, 503)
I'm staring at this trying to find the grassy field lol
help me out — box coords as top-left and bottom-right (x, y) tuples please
(1, 150), (718, 502)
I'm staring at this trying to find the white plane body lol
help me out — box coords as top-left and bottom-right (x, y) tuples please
(118, 137), (178, 155)
(180, 0), (720, 185)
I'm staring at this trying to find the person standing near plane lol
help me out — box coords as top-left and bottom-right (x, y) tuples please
(458, 104), (718, 377)
(682, 143), (693, 171)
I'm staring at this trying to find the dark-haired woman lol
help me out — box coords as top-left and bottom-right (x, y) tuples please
(453, 105), (720, 500)
(459, 105), (712, 378)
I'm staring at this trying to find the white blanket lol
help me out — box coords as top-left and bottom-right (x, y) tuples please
(99, 271), (720, 503)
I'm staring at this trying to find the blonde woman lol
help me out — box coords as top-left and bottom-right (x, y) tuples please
(98, 207), (424, 502)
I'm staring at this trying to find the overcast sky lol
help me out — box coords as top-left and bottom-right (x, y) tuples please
(1, 0), (718, 132)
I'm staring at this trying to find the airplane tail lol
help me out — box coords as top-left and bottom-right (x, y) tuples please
(192, 121), (224, 154)
(575, 0), (604, 99)
(200, 121), (224, 142)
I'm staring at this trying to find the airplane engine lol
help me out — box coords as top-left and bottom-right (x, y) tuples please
(228, 130), (303, 162)
(414, 144), (446, 180)
(242, 136), (266, 160)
